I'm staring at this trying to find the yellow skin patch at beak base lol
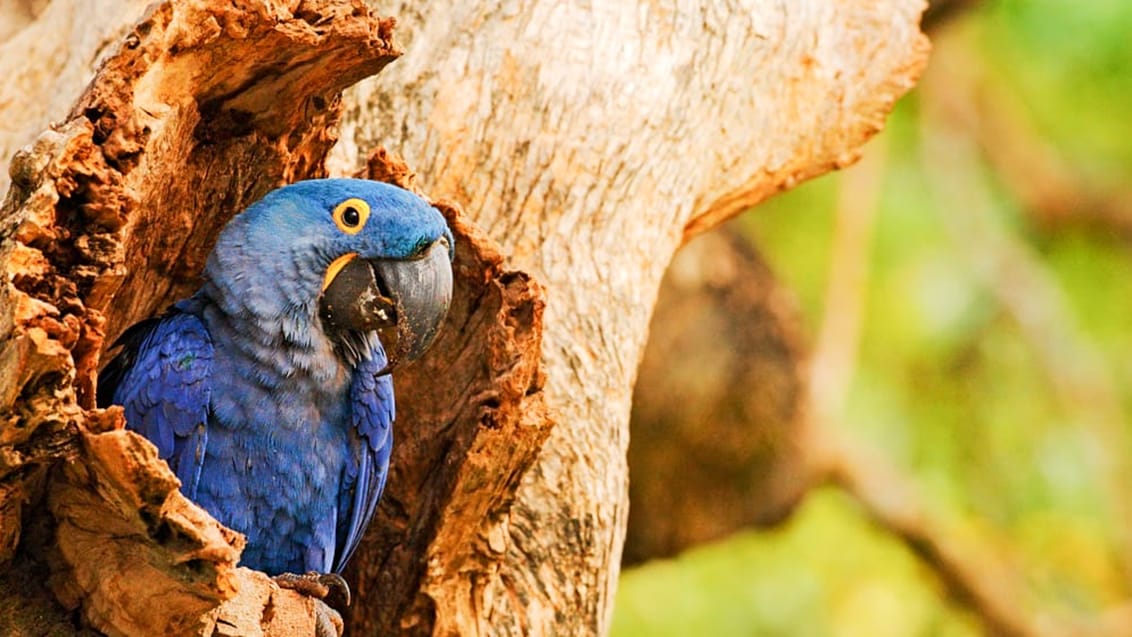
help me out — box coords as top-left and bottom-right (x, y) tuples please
(322, 253), (359, 292)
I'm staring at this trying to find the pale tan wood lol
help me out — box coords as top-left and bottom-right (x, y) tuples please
(334, 2), (928, 633)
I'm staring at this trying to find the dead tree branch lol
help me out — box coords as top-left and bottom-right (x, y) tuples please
(920, 35), (1132, 587)
(817, 440), (1044, 637)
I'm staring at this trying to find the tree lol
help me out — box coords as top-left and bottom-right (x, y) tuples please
(0, 0), (928, 634)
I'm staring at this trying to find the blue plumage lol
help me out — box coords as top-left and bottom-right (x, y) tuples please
(98, 179), (452, 575)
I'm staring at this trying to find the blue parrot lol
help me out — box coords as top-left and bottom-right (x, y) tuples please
(97, 179), (453, 592)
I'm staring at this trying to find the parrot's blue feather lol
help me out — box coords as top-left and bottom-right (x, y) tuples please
(98, 178), (451, 577)
(105, 309), (214, 498)
(335, 352), (394, 571)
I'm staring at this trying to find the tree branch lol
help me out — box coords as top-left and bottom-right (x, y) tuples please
(1, 1), (401, 633)
(919, 35), (1132, 587)
(974, 80), (1132, 242)
(817, 439), (1045, 637)
(802, 126), (1044, 637)
(625, 222), (810, 564)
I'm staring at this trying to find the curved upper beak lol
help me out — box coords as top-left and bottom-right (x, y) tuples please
(319, 237), (453, 367)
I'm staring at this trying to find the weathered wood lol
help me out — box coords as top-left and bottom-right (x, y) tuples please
(333, 2), (928, 633)
(344, 151), (549, 636)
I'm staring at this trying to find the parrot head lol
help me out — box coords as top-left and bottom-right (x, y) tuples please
(203, 178), (454, 369)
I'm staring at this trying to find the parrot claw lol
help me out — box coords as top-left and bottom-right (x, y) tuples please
(274, 571), (352, 610)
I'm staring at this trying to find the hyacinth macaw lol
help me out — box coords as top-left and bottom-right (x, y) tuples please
(97, 179), (453, 592)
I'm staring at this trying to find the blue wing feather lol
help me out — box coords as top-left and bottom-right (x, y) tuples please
(99, 308), (214, 498)
(334, 350), (394, 573)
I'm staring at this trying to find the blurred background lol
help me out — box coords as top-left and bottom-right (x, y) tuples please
(614, 1), (1132, 635)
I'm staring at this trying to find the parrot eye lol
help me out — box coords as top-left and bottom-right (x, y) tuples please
(332, 198), (370, 235)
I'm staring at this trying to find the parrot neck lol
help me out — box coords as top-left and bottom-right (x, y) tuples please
(194, 285), (368, 390)
(189, 292), (350, 388)
(197, 217), (385, 383)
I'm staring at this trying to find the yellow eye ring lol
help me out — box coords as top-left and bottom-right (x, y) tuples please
(332, 198), (370, 235)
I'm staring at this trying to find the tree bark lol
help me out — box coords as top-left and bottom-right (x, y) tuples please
(332, 2), (927, 634)
(0, 1), (928, 635)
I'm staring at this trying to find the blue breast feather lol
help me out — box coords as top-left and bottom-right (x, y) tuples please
(98, 302), (394, 574)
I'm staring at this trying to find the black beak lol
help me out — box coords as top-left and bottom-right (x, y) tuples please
(319, 237), (453, 368)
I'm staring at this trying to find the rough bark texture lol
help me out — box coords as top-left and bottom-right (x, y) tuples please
(331, 2), (928, 633)
(345, 152), (549, 636)
(624, 222), (811, 565)
(0, 0), (928, 635)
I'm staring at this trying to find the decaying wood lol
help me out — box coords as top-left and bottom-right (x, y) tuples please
(1, 0), (928, 635)
(0, 0), (152, 200)
(1, 1), (403, 633)
(624, 222), (810, 564)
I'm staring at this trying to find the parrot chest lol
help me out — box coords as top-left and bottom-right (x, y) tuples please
(197, 338), (359, 575)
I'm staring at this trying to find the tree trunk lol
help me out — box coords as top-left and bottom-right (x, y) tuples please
(332, 3), (927, 634)
(0, 1), (928, 635)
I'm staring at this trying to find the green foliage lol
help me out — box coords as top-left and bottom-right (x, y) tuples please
(983, 0), (1132, 175)
(615, 1), (1132, 633)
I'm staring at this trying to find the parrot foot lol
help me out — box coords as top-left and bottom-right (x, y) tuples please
(274, 572), (350, 637)
(273, 571), (352, 608)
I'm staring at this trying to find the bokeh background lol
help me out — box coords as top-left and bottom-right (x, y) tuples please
(614, 1), (1132, 635)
